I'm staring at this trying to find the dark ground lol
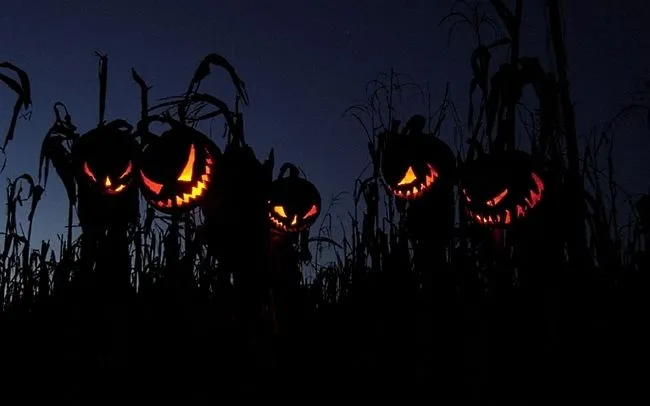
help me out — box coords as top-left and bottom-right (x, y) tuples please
(0, 269), (647, 404)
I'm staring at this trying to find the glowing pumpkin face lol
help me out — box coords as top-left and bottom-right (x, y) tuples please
(381, 116), (455, 200)
(388, 164), (439, 199)
(268, 165), (321, 233)
(138, 126), (220, 214)
(72, 126), (138, 196)
(460, 150), (545, 228)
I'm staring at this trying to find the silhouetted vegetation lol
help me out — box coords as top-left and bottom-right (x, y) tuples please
(0, 1), (648, 403)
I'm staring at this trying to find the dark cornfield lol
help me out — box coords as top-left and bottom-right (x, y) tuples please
(0, 1), (648, 403)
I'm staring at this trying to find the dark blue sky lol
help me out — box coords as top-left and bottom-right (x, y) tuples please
(1, 0), (649, 249)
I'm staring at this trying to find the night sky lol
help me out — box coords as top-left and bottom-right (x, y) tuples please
(1, 0), (649, 253)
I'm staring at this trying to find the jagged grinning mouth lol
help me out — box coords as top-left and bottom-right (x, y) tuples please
(390, 164), (438, 199)
(150, 153), (214, 210)
(467, 172), (544, 226)
(268, 213), (306, 233)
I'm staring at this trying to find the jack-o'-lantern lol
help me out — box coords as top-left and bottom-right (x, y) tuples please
(460, 150), (545, 227)
(138, 125), (220, 214)
(381, 115), (455, 199)
(268, 163), (321, 233)
(72, 124), (139, 196)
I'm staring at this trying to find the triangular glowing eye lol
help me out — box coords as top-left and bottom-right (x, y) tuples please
(273, 206), (287, 218)
(178, 144), (196, 182)
(140, 170), (164, 195)
(486, 189), (509, 207)
(83, 162), (97, 182)
(119, 161), (133, 179)
(397, 167), (417, 186)
(303, 204), (318, 219)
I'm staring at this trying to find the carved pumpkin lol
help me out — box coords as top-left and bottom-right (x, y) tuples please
(268, 163), (321, 233)
(381, 115), (455, 200)
(138, 126), (220, 214)
(72, 124), (138, 196)
(460, 150), (545, 227)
